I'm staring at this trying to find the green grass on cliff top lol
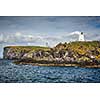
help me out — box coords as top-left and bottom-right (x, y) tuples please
(5, 46), (50, 51)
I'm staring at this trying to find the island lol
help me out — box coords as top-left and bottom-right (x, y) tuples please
(3, 41), (100, 68)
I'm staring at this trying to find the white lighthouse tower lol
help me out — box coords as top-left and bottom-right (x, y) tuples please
(79, 32), (85, 41)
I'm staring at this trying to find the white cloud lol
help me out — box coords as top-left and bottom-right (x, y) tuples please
(0, 34), (3, 42)
(15, 32), (22, 37)
(0, 31), (100, 47)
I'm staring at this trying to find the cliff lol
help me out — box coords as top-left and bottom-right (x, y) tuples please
(3, 41), (100, 67)
(3, 46), (50, 60)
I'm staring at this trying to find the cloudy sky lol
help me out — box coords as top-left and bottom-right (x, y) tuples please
(0, 16), (100, 57)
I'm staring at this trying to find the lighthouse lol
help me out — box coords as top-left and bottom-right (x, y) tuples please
(46, 42), (49, 47)
(79, 32), (85, 41)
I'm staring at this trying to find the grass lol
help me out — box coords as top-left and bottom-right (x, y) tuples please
(4, 46), (50, 52)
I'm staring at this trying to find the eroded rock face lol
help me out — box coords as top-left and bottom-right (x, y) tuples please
(3, 47), (29, 60)
(3, 41), (100, 65)
(3, 48), (23, 60)
(3, 47), (51, 60)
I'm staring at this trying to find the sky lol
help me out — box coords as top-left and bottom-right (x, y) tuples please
(0, 16), (100, 57)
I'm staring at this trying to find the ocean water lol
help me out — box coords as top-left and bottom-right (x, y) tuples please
(0, 59), (100, 83)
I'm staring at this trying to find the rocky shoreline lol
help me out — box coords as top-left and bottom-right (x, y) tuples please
(3, 41), (100, 68)
(13, 58), (100, 68)
(14, 61), (100, 68)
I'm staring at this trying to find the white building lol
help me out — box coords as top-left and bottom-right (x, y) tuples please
(46, 42), (49, 47)
(79, 32), (85, 41)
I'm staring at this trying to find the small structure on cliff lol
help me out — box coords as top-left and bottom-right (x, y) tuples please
(46, 42), (49, 47)
(79, 32), (85, 41)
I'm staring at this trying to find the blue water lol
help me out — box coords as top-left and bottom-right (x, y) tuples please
(0, 60), (100, 83)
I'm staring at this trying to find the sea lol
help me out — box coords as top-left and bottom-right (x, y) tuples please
(0, 59), (100, 83)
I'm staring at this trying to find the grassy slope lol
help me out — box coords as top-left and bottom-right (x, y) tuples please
(5, 46), (50, 51)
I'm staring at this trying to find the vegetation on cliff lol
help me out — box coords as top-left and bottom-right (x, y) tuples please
(3, 46), (50, 59)
(3, 41), (100, 67)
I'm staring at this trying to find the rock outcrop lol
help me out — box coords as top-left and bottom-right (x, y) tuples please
(3, 41), (100, 67)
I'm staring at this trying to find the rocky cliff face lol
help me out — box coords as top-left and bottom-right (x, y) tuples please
(3, 46), (50, 60)
(3, 41), (100, 65)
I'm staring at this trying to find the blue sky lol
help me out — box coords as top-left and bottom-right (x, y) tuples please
(0, 16), (100, 34)
(0, 16), (100, 57)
